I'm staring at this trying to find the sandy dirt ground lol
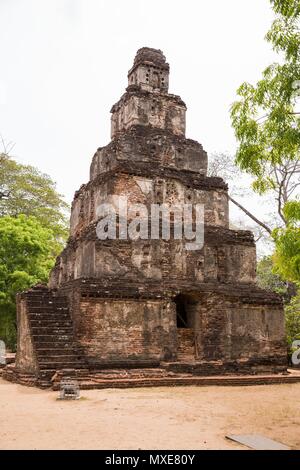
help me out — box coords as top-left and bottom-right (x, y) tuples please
(0, 378), (299, 450)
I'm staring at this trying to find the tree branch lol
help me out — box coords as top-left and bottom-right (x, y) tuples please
(228, 194), (272, 234)
(277, 176), (287, 224)
(255, 111), (300, 123)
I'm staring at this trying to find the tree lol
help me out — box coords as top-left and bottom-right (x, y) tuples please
(208, 152), (274, 238)
(257, 255), (291, 298)
(0, 215), (61, 349)
(273, 200), (300, 283)
(285, 293), (300, 351)
(228, 0), (300, 300)
(256, 254), (300, 351)
(230, 0), (300, 233)
(209, 2), (300, 356)
(0, 141), (69, 349)
(0, 152), (69, 239)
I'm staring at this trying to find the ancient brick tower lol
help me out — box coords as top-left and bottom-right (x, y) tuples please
(7, 48), (287, 387)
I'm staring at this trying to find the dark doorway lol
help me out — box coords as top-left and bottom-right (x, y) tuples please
(174, 293), (196, 361)
(175, 294), (189, 328)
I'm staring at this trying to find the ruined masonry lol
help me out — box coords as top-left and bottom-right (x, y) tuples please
(5, 48), (288, 388)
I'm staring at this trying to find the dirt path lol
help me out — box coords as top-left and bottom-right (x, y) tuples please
(0, 378), (299, 450)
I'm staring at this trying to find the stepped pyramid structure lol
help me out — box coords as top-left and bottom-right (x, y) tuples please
(5, 48), (288, 388)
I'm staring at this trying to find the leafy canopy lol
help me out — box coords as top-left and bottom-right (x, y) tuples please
(231, 0), (300, 193)
(273, 200), (300, 283)
(257, 254), (300, 351)
(257, 255), (290, 297)
(285, 293), (300, 347)
(231, 0), (300, 289)
(0, 153), (69, 238)
(0, 215), (62, 348)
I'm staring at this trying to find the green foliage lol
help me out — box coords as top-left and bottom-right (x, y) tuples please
(268, 1), (300, 59)
(0, 153), (69, 239)
(273, 200), (300, 282)
(257, 254), (300, 353)
(0, 215), (62, 349)
(231, 1), (300, 189)
(285, 293), (300, 347)
(283, 199), (300, 222)
(0, 153), (69, 349)
(231, 0), (300, 298)
(271, 0), (300, 15)
(273, 227), (300, 281)
(257, 255), (289, 297)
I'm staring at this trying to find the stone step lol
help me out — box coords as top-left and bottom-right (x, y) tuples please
(178, 341), (194, 348)
(27, 300), (68, 306)
(80, 369), (171, 380)
(34, 344), (76, 352)
(39, 359), (86, 371)
(39, 368), (89, 376)
(28, 302), (69, 313)
(29, 314), (71, 320)
(34, 341), (77, 348)
(24, 290), (86, 376)
(177, 328), (194, 336)
(32, 334), (74, 341)
(31, 327), (73, 334)
(51, 373), (300, 390)
(177, 344), (194, 351)
(39, 362), (87, 370)
(177, 355), (195, 361)
(178, 346), (194, 353)
(28, 315), (71, 322)
(5, 362), (300, 390)
(177, 329), (195, 354)
(37, 350), (83, 367)
(27, 294), (67, 300)
(28, 310), (68, 316)
(30, 320), (73, 327)
(36, 346), (79, 353)
(29, 310), (69, 314)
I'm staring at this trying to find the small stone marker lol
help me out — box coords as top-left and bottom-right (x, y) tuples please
(0, 340), (6, 365)
(226, 434), (290, 450)
(59, 377), (80, 400)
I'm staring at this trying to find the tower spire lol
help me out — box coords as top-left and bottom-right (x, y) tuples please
(110, 47), (186, 139)
(128, 47), (169, 92)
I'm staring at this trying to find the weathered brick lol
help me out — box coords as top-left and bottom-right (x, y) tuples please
(11, 47), (287, 387)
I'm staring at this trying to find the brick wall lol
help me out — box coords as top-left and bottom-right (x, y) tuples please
(74, 298), (177, 365)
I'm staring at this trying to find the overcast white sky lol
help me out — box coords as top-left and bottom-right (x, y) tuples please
(0, 0), (277, 214)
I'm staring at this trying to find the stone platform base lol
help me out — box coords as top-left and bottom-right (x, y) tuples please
(1, 365), (50, 388)
(2, 364), (300, 390)
(161, 359), (288, 376)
